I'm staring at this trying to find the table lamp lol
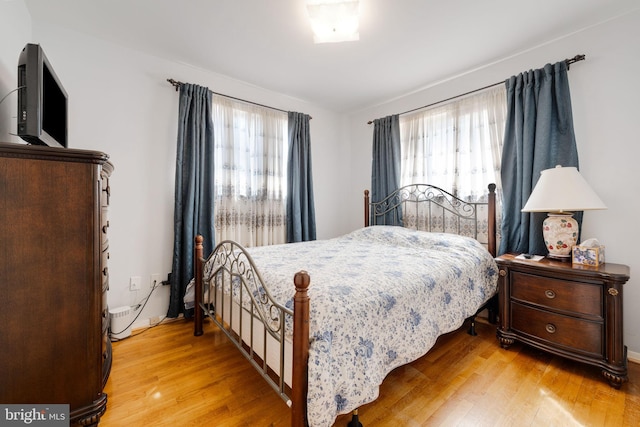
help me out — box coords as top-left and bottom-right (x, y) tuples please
(522, 165), (607, 260)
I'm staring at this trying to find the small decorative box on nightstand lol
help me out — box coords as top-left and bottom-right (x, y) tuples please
(572, 245), (605, 266)
(495, 253), (630, 388)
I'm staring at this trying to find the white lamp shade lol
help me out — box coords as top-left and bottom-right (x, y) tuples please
(522, 165), (607, 213)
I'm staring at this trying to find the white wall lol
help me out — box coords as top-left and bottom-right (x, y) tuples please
(0, 0), (31, 143)
(1, 3), (349, 329)
(347, 10), (640, 357)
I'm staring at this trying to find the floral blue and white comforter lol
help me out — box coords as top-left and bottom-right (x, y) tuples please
(213, 226), (498, 427)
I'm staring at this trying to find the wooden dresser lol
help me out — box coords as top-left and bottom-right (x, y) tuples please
(495, 253), (630, 388)
(0, 143), (113, 425)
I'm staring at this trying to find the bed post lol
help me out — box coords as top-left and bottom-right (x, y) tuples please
(486, 184), (499, 324)
(292, 271), (310, 427)
(364, 190), (370, 227)
(487, 183), (497, 257)
(194, 235), (204, 337)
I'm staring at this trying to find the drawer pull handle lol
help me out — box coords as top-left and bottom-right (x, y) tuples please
(544, 289), (556, 299)
(545, 324), (556, 334)
(103, 267), (108, 276)
(102, 185), (111, 204)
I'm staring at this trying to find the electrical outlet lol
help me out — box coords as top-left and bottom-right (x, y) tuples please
(151, 274), (162, 288)
(130, 276), (142, 291)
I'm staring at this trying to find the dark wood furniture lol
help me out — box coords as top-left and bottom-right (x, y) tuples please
(0, 143), (113, 426)
(496, 253), (630, 388)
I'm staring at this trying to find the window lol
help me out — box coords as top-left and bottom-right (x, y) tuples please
(400, 86), (507, 201)
(212, 96), (288, 247)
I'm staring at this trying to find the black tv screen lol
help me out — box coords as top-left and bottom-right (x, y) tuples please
(17, 43), (68, 148)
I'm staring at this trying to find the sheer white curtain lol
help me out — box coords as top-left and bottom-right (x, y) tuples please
(212, 96), (288, 247)
(400, 86), (507, 201)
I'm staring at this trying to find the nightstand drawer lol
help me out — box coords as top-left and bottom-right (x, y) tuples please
(511, 271), (602, 318)
(511, 302), (603, 356)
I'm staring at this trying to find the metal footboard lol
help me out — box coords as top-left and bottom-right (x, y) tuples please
(197, 239), (294, 404)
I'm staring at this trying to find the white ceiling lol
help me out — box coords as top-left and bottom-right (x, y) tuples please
(23, 0), (640, 113)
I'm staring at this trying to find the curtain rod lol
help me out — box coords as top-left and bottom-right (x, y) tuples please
(167, 78), (311, 117)
(367, 54), (586, 124)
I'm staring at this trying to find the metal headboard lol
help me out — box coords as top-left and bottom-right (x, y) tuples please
(364, 183), (497, 256)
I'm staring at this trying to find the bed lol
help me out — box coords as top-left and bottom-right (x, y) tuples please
(192, 183), (498, 427)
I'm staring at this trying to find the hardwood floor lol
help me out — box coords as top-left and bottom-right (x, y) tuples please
(101, 317), (640, 426)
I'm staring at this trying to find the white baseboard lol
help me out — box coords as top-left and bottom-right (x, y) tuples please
(131, 314), (185, 332)
(131, 315), (166, 331)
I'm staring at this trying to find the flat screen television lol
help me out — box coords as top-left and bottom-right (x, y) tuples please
(17, 43), (68, 148)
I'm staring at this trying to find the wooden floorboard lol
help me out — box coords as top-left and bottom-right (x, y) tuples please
(100, 318), (640, 426)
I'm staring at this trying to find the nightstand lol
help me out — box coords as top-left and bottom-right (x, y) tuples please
(495, 253), (630, 388)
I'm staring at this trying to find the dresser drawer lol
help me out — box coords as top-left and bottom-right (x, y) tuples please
(102, 328), (110, 383)
(102, 249), (109, 292)
(511, 271), (602, 318)
(102, 332), (109, 360)
(101, 206), (109, 250)
(100, 174), (110, 207)
(511, 302), (603, 357)
(102, 297), (109, 333)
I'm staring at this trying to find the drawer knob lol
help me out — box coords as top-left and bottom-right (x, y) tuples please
(545, 323), (557, 334)
(544, 289), (556, 299)
(499, 270), (506, 277)
(608, 288), (619, 296)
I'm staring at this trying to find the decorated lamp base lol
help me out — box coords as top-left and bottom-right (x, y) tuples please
(543, 213), (578, 261)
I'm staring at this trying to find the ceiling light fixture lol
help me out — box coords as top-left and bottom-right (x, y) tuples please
(306, 0), (360, 44)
